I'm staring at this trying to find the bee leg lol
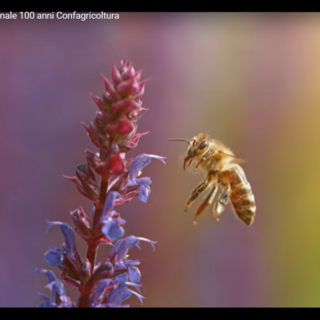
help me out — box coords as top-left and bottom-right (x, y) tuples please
(194, 151), (211, 171)
(185, 172), (216, 212)
(194, 158), (204, 171)
(185, 181), (209, 212)
(194, 184), (219, 223)
(194, 152), (211, 171)
(213, 184), (231, 221)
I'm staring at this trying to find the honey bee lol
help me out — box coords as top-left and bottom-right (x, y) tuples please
(170, 133), (255, 226)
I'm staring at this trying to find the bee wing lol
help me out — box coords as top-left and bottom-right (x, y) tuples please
(214, 139), (231, 151)
(219, 151), (247, 164)
(213, 139), (245, 162)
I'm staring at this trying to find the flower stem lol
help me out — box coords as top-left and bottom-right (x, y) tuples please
(78, 279), (94, 307)
(92, 180), (108, 229)
(80, 148), (110, 307)
(86, 242), (98, 273)
(86, 177), (109, 272)
(92, 147), (110, 228)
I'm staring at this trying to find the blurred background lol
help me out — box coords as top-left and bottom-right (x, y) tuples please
(1, 12), (320, 307)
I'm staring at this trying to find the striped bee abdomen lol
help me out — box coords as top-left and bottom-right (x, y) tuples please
(220, 165), (256, 226)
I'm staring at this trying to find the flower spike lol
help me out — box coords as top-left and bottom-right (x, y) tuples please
(36, 60), (165, 308)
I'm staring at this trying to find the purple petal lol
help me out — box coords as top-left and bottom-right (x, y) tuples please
(109, 236), (140, 267)
(60, 299), (74, 307)
(102, 219), (125, 241)
(123, 258), (140, 267)
(128, 154), (151, 180)
(46, 221), (76, 257)
(101, 192), (122, 220)
(44, 250), (64, 266)
(125, 281), (142, 293)
(45, 280), (67, 297)
(115, 272), (128, 285)
(128, 266), (141, 283)
(125, 177), (151, 189)
(129, 289), (145, 306)
(91, 279), (114, 305)
(139, 184), (151, 203)
(110, 236), (156, 269)
(134, 177), (152, 186)
(45, 280), (73, 308)
(146, 154), (166, 166)
(110, 236), (139, 257)
(125, 281), (141, 288)
(35, 268), (57, 283)
(111, 216), (126, 226)
(137, 237), (157, 251)
(107, 286), (132, 306)
(36, 269), (73, 307)
(109, 241), (121, 258)
(128, 154), (166, 182)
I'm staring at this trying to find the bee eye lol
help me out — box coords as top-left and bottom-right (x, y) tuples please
(198, 140), (208, 150)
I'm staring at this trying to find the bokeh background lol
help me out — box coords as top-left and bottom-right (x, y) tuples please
(1, 12), (320, 307)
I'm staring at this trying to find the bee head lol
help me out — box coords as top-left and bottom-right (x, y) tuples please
(169, 133), (211, 170)
(184, 134), (211, 169)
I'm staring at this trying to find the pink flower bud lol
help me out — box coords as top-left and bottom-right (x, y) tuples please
(117, 78), (139, 96)
(128, 107), (148, 121)
(81, 122), (110, 149)
(95, 151), (126, 178)
(70, 207), (92, 238)
(121, 65), (135, 81)
(111, 98), (141, 113)
(111, 63), (122, 85)
(85, 149), (100, 169)
(101, 74), (121, 100)
(134, 69), (142, 82)
(90, 95), (114, 121)
(63, 175), (99, 201)
(118, 132), (149, 152)
(105, 116), (135, 136)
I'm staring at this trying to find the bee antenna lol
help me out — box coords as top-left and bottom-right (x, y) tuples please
(169, 138), (192, 145)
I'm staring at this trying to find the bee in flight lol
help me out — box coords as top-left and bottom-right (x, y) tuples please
(170, 133), (256, 226)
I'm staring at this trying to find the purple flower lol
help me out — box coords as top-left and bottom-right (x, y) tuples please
(90, 279), (115, 307)
(44, 221), (79, 266)
(101, 212), (126, 242)
(127, 154), (166, 203)
(36, 269), (74, 307)
(101, 192), (126, 241)
(90, 274), (144, 307)
(124, 259), (141, 283)
(109, 235), (157, 270)
(101, 192), (122, 219)
(106, 273), (144, 307)
(44, 246), (64, 267)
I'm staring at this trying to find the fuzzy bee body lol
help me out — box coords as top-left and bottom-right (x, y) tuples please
(170, 133), (256, 226)
(217, 164), (255, 226)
